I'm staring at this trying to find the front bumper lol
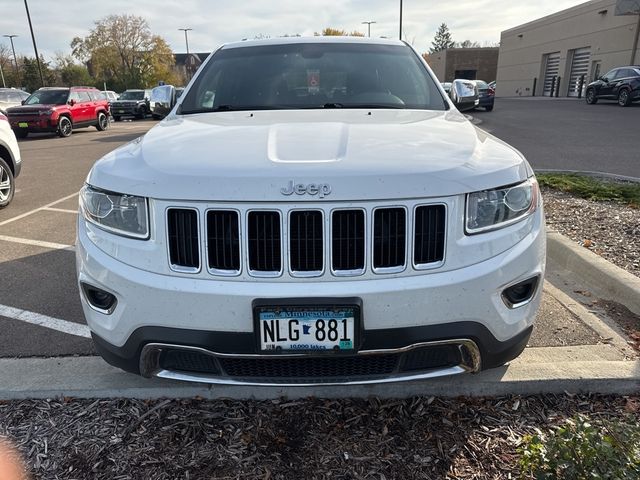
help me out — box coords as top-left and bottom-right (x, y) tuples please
(9, 116), (57, 133)
(77, 208), (545, 384)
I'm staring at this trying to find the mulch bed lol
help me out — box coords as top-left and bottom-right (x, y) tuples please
(1, 394), (638, 479)
(542, 187), (640, 278)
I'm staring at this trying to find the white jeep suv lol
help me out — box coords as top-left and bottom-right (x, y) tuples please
(76, 37), (545, 385)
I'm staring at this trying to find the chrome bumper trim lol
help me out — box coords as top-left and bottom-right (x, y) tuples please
(139, 339), (481, 386)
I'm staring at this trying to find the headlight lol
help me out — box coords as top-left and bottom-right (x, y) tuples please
(80, 185), (149, 239)
(466, 178), (539, 234)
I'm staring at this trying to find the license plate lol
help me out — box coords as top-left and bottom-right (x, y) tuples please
(255, 303), (358, 353)
(18, 122), (28, 128)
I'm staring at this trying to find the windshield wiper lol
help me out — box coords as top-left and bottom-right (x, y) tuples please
(323, 103), (344, 108)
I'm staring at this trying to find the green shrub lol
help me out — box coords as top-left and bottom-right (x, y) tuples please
(518, 414), (640, 479)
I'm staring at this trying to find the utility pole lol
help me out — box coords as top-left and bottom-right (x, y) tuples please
(399, 0), (403, 40)
(632, 13), (640, 65)
(361, 21), (376, 37)
(23, 0), (44, 87)
(0, 62), (5, 88)
(3, 35), (19, 77)
(179, 28), (192, 55)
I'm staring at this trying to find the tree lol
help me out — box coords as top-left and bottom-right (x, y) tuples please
(315, 28), (365, 37)
(430, 23), (455, 53)
(455, 40), (481, 48)
(71, 14), (180, 91)
(53, 53), (94, 87)
(21, 56), (56, 92)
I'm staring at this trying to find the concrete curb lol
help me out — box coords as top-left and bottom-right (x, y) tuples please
(0, 348), (637, 400)
(547, 230), (640, 316)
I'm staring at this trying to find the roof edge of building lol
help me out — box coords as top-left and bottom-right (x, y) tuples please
(501, 0), (605, 35)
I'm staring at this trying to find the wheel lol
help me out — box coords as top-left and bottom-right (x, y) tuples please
(96, 112), (109, 131)
(113, 116), (121, 122)
(0, 157), (15, 209)
(485, 105), (494, 112)
(618, 89), (631, 107)
(136, 106), (146, 119)
(585, 88), (598, 104)
(13, 128), (28, 139)
(57, 116), (73, 137)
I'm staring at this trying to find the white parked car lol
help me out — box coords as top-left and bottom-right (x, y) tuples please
(0, 111), (21, 208)
(77, 37), (545, 385)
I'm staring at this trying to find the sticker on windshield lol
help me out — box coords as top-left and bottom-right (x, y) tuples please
(307, 70), (320, 93)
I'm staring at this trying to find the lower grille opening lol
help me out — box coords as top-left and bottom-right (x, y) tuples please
(153, 344), (467, 383)
(401, 345), (460, 372)
(160, 350), (220, 374)
(219, 355), (398, 380)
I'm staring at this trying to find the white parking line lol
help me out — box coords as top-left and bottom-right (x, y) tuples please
(0, 191), (79, 227)
(0, 235), (74, 251)
(0, 304), (91, 338)
(44, 207), (78, 214)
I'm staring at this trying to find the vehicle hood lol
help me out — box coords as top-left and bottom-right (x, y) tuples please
(112, 99), (142, 104)
(88, 109), (532, 202)
(7, 104), (60, 114)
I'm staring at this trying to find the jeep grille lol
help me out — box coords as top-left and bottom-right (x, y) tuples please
(166, 204), (446, 278)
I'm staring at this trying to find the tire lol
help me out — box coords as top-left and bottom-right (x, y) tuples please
(57, 116), (73, 137)
(617, 89), (631, 107)
(136, 106), (146, 120)
(485, 105), (494, 112)
(113, 116), (121, 122)
(585, 88), (598, 104)
(96, 112), (109, 131)
(0, 157), (15, 209)
(13, 128), (28, 139)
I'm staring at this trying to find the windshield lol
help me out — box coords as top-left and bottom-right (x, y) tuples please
(475, 80), (489, 89)
(25, 89), (69, 105)
(180, 42), (447, 114)
(119, 91), (145, 100)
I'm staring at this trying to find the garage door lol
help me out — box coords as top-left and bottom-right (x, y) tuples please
(567, 47), (591, 97)
(542, 52), (560, 96)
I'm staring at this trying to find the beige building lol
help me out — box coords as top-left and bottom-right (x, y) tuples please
(426, 48), (499, 83)
(496, 0), (640, 97)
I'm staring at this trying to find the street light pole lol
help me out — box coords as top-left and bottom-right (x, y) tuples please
(0, 62), (5, 88)
(399, 0), (403, 40)
(361, 21), (376, 37)
(3, 35), (19, 77)
(23, 0), (44, 87)
(179, 28), (192, 55)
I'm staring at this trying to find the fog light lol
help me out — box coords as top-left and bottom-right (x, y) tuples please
(502, 276), (539, 308)
(81, 282), (117, 314)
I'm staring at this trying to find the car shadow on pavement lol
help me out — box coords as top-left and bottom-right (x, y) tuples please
(91, 133), (146, 143)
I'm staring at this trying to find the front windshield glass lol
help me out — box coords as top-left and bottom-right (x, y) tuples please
(180, 42), (447, 113)
(25, 89), (69, 105)
(119, 91), (145, 100)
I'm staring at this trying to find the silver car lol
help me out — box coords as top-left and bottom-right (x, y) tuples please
(0, 88), (30, 115)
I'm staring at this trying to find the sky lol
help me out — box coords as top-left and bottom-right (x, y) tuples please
(0, 0), (587, 62)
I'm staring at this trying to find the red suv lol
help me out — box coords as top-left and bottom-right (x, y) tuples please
(7, 86), (110, 138)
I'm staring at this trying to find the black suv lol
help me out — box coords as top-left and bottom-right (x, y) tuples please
(110, 89), (152, 121)
(585, 66), (640, 107)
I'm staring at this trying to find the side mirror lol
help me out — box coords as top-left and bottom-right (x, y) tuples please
(600, 77), (608, 82)
(21, 100), (26, 105)
(68, 99), (76, 106)
(451, 79), (478, 112)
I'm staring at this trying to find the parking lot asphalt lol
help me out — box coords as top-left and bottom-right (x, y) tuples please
(0, 120), (156, 358)
(0, 110), (632, 363)
(474, 97), (639, 179)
